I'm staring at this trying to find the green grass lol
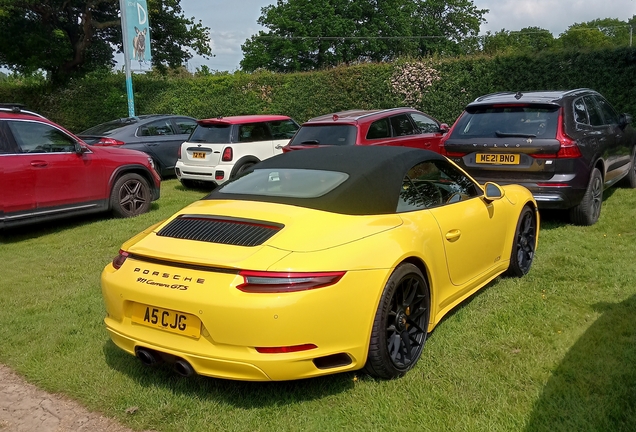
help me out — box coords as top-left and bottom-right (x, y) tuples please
(1, 180), (635, 432)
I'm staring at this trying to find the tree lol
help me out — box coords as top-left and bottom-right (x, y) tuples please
(482, 27), (556, 55)
(558, 18), (632, 50)
(0, 0), (212, 84)
(240, 0), (487, 73)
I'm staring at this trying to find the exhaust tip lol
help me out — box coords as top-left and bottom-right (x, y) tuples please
(135, 347), (162, 367)
(174, 359), (195, 377)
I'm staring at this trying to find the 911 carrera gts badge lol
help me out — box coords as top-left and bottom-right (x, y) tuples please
(133, 267), (205, 289)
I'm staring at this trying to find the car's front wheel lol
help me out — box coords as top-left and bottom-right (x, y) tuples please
(110, 173), (151, 217)
(569, 167), (602, 226)
(365, 263), (430, 379)
(505, 206), (537, 277)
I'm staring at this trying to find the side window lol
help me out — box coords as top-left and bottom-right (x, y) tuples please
(594, 96), (619, 125)
(0, 121), (17, 154)
(269, 120), (299, 140)
(397, 160), (481, 212)
(573, 98), (589, 125)
(8, 121), (76, 153)
(390, 114), (416, 136)
(139, 120), (175, 136)
(583, 96), (604, 127)
(367, 118), (391, 140)
(238, 123), (273, 142)
(409, 113), (440, 133)
(175, 118), (197, 135)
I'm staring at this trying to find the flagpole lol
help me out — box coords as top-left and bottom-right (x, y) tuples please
(120, 0), (136, 117)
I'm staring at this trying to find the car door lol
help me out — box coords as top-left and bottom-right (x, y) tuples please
(408, 112), (445, 152)
(0, 120), (36, 218)
(7, 120), (98, 210)
(594, 95), (632, 181)
(136, 118), (187, 173)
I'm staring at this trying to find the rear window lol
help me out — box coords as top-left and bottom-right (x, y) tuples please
(218, 168), (349, 198)
(289, 124), (357, 146)
(188, 124), (232, 144)
(80, 120), (134, 135)
(450, 105), (559, 139)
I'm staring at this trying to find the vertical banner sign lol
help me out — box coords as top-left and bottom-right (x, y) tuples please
(120, 0), (152, 117)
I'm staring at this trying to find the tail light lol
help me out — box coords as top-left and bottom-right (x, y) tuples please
(94, 137), (125, 146)
(237, 270), (345, 293)
(177, 145), (182, 160)
(256, 344), (318, 354)
(438, 142), (466, 158)
(112, 250), (129, 269)
(222, 147), (233, 161)
(555, 109), (582, 158)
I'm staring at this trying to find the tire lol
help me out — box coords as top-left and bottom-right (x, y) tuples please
(505, 206), (537, 278)
(625, 150), (636, 188)
(364, 263), (430, 379)
(179, 179), (198, 189)
(231, 161), (257, 179)
(110, 173), (151, 218)
(569, 167), (603, 226)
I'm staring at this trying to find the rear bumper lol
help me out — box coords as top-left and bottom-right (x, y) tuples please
(175, 161), (231, 185)
(476, 178), (587, 209)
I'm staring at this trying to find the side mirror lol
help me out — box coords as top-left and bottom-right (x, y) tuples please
(439, 123), (449, 134)
(74, 142), (87, 154)
(619, 113), (632, 128)
(483, 182), (505, 202)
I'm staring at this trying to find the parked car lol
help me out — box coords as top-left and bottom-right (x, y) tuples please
(101, 146), (538, 381)
(441, 89), (636, 225)
(283, 108), (448, 152)
(175, 115), (299, 188)
(0, 104), (161, 229)
(78, 115), (197, 178)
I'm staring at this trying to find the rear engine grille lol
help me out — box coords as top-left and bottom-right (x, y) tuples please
(157, 215), (284, 247)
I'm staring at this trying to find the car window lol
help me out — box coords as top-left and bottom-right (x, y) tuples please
(583, 96), (604, 127)
(0, 122), (16, 154)
(174, 118), (197, 135)
(367, 118), (391, 140)
(188, 124), (232, 143)
(450, 105), (559, 139)
(594, 96), (619, 125)
(288, 124), (357, 146)
(390, 114), (416, 136)
(573, 98), (589, 125)
(8, 120), (76, 153)
(269, 119), (299, 140)
(397, 160), (481, 212)
(409, 113), (439, 133)
(139, 119), (175, 136)
(238, 123), (273, 142)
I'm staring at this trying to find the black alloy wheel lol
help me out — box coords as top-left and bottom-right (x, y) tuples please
(110, 173), (151, 217)
(505, 206), (537, 277)
(365, 263), (430, 379)
(569, 167), (603, 226)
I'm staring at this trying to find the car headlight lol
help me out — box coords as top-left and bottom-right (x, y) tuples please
(147, 157), (155, 169)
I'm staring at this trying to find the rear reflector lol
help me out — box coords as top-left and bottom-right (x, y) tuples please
(94, 137), (125, 146)
(237, 270), (346, 293)
(215, 171), (224, 180)
(537, 183), (570, 187)
(256, 344), (318, 354)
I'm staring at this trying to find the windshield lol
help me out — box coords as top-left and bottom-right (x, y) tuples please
(188, 124), (232, 143)
(450, 105), (559, 139)
(289, 124), (357, 146)
(218, 168), (349, 198)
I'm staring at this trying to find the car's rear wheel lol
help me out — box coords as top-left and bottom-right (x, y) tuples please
(110, 173), (151, 217)
(365, 263), (430, 379)
(569, 167), (602, 226)
(505, 206), (537, 277)
(232, 161), (256, 179)
(625, 150), (636, 188)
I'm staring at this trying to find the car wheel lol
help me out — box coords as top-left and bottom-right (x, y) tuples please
(625, 150), (636, 188)
(110, 173), (151, 218)
(569, 167), (602, 226)
(365, 263), (430, 379)
(505, 206), (537, 277)
(232, 161), (256, 179)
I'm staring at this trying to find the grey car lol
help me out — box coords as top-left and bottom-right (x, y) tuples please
(79, 115), (197, 178)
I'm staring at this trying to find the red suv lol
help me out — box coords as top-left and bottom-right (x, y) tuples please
(283, 108), (448, 152)
(0, 105), (161, 228)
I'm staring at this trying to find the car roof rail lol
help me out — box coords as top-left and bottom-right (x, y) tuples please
(0, 103), (45, 118)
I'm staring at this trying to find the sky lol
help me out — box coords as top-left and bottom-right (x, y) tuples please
(178, 0), (636, 72)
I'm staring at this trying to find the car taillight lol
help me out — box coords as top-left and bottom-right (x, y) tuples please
(555, 109), (582, 158)
(94, 137), (125, 146)
(438, 143), (466, 158)
(222, 147), (233, 161)
(177, 145), (182, 159)
(112, 250), (129, 269)
(255, 344), (318, 354)
(237, 270), (345, 293)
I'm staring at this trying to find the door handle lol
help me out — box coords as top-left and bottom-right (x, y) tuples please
(275, 145), (283, 149)
(30, 160), (48, 168)
(445, 230), (461, 242)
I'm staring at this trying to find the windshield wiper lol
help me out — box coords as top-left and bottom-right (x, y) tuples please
(495, 131), (536, 138)
(300, 140), (320, 144)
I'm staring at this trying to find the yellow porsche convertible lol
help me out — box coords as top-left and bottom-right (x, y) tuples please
(101, 146), (539, 381)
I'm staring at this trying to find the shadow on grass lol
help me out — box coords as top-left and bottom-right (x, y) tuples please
(538, 186), (617, 231)
(525, 295), (636, 432)
(102, 340), (355, 408)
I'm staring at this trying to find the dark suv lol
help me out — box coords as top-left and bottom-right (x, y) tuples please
(0, 105), (161, 228)
(284, 108), (448, 152)
(441, 90), (636, 225)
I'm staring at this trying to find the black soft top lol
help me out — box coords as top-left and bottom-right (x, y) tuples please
(205, 146), (446, 215)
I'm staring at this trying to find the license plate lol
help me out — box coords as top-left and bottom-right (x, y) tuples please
(131, 303), (201, 338)
(192, 151), (206, 159)
(475, 153), (520, 165)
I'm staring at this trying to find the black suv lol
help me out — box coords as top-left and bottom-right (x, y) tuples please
(441, 89), (636, 225)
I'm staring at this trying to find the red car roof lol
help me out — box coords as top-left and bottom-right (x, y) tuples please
(198, 115), (292, 126)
